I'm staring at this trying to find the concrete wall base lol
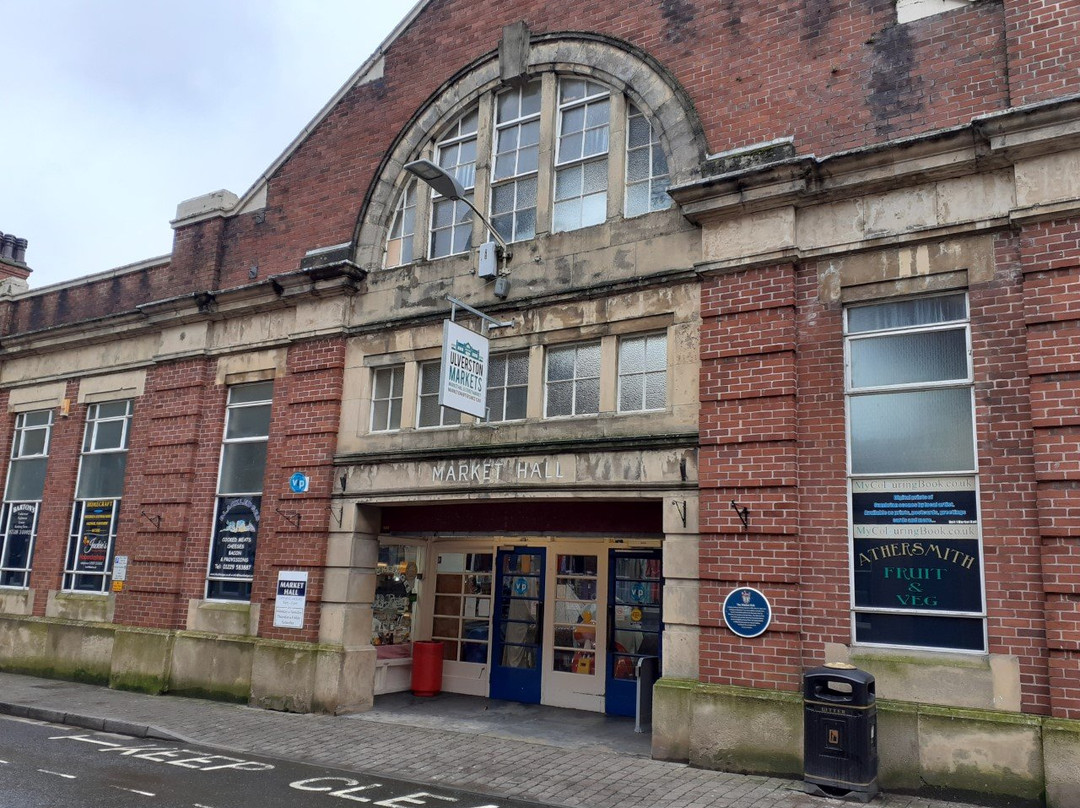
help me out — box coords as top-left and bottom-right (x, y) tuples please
(654, 679), (1074, 807)
(0, 615), (373, 714)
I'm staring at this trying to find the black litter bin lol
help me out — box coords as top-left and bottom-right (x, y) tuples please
(803, 663), (878, 802)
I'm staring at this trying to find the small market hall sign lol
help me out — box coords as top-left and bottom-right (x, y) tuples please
(439, 319), (489, 419)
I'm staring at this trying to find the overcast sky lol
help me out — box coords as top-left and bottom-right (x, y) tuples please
(1, 0), (418, 289)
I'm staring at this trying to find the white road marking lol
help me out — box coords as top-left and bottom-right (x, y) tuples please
(115, 786), (157, 796)
(38, 769), (76, 779)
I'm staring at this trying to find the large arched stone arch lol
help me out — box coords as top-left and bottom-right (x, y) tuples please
(353, 32), (708, 270)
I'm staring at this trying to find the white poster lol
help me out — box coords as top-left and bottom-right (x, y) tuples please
(273, 570), (309, 629)
(439, 319), (489, 418)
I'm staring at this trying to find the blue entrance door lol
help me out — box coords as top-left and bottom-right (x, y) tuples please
(490, 547), (546, 704)
(605, 549), (663, 716)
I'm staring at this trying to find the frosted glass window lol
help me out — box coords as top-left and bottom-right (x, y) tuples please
(417, 361), (462, 428)
(371, 366), (405, 432)
(553, 79), (609, 233)
(849, 328), (969, 389)
(430, 109), (479, 258)
(625, 105), (671, 217)
(491, 82), (541, 244)
(848, 294), (966, 333)
(618, 332), (667, 412)
(486, 351), (529, 422)
(850, 388), (975, 474)
(546, 342), (601, 416)
(384, 180), (417, 267)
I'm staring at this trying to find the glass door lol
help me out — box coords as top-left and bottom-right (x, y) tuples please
(606, 549), (663, 716)
(490, 546), (546, 703)
(543, 550), (606, 711)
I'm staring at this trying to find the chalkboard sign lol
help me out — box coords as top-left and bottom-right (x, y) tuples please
(854, 537), (983, 612)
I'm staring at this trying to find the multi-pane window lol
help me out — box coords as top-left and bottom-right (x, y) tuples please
(846, 295), (974, 475)
(433, 552), (494, 664)
(491, 82), (541, 244)
(553, 79), (610, 232)
(846, 294), (984, 653)
(618, 332), (667, 412)
(625, 104), (671, 217)
(545, 342), (601, 417)
(384, 179), (417, 268)
(485, 351), (529, 422)
(1, 410), (52, 588)
(371, 365), (405, 432)
(430, 109), (479, 259)
(64, 400), (132, 593)
(417, 361), (462, 428)
(207, 382), (273, 601)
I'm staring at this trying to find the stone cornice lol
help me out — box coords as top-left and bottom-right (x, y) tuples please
(671, 96), (1080, 227)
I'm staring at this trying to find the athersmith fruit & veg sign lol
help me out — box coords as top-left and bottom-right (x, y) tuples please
(439, 319), (489, 419)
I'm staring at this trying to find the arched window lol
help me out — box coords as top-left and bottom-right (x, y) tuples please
(382, 71), (674, 268)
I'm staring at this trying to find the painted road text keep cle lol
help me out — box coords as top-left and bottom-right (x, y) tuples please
(50, 734), (274, 770)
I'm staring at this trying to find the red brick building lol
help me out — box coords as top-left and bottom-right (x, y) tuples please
(1, 1), (1078, 804)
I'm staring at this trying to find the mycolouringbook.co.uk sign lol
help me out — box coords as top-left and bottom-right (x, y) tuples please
(439, 319), (489, 419)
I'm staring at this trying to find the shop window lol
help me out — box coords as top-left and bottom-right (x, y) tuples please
(430, 109), (479, 259)
(371, 365), (405, 432)
(383, 179), (417, 268)
(552, 554), (599, 675)
(374, 544), (422, 656)
(417, 361), (462, 428)
(432, 552), (494, 663)
(484, 350), (529, 422)
(0, 410), (52, 588)
(64, 400), (132, 593)
(545, 341), (601, 417)
(617, 332), (667, 412)
(206, 382), (272, 601)
(491, 81), (541, 243)
(625, 104), (671, 217)
(846, 294), (985, 652)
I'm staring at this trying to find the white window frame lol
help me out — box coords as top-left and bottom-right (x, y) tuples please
(490, 81), (542, 244)
(844, 293), (986, 654)
(205, 381), (273, 602)
(544, 341), (602, 418)
(553, 78), (611, 233)
(371, 365), (405, 433)
(484, 350), (530, 423)
(416, 360), (462, 429)
(617, 331), (668, 413)
(625, 104), (671, 217)
(429, 109), (479, 259)
(0, 410), (52, 588)
(384, 178), (418, 268)
(64, 400), (133, 594)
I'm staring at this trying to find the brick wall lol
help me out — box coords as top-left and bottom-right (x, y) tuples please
(1021, 216), (1080, 719)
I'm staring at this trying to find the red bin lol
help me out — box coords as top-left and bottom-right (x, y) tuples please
(411, 640), (444, 697)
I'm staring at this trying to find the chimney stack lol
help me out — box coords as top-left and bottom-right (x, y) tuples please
(0, 231), (32, 281)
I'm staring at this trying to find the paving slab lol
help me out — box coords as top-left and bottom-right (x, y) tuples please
(0, 671), (992, 808)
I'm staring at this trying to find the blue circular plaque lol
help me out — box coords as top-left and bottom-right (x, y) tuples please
(723, 586), (771, 638)
(289, 472), (309, 494)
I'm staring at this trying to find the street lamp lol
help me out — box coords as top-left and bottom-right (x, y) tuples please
(404, 159), (513, 264)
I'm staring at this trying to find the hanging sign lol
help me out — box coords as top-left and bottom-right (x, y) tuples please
(723, 586), (772, 638)
(273, 570), (309, 629)
(439, 319), (489, 419)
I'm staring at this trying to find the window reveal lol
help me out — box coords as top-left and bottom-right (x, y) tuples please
(845, 294), (984, 652)
(206, 381), (272, 601)
(64, 400), (132, 593)
(1, 410), (52, 588)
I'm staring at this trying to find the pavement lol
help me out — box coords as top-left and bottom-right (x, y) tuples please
(0, 671), (992, 808)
